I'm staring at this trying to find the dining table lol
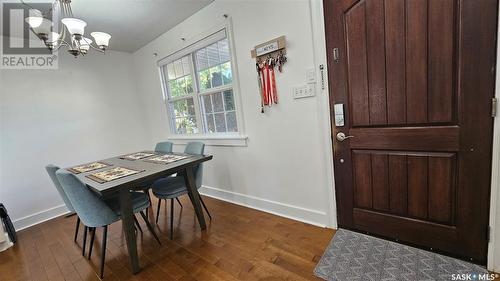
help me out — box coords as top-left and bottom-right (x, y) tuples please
(66, 151), (213, 274)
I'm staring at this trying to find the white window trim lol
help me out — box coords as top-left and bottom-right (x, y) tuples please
(157, 18), (246, 147)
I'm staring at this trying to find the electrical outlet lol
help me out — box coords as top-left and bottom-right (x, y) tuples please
(293, 84), (316, 99)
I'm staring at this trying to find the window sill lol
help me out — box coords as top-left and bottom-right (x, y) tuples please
(167, 135), (248, 147)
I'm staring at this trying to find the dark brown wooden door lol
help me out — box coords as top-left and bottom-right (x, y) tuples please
(324, 0), (498, 263)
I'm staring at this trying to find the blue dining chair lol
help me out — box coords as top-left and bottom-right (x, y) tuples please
(55, 169), (160, 278)
(46, 164), (82, 243)
(136, 141), (174, 219)
(155, 141), (173, 154)
(151, 142), (211, 239)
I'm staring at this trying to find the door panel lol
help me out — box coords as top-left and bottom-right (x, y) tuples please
(344, 0), (456, 127)
(352, 150), (456, 224)
(405, 0), (428, 124)
(324, 0), (497, 263)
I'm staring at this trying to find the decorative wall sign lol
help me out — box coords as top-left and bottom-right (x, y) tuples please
(251, 36), (287, 113)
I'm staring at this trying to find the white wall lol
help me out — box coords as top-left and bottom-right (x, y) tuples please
(0, 50), (151, 230)
(132, 0), (336, 227)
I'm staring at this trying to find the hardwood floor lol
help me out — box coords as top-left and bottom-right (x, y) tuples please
(0, 196), (335, 281)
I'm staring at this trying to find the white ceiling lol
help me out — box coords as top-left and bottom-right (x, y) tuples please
(69, 0), (213, 52)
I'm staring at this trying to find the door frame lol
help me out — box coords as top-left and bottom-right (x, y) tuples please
(310, 0), (500, 271)
(488, 8), (500, 270)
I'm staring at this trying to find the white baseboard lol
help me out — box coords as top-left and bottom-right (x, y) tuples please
(199, 185), (330, 228)
(13, 204), (70, 231)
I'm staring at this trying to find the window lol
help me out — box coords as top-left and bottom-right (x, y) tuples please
(159, 29), (239, 135)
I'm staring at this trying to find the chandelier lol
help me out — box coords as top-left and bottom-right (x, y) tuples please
(23, 0), (111, 57)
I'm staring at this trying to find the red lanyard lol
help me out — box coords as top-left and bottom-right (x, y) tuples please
(257, 57), (281, 111)
(270, 63), (277, 104)
(260, 63), (267, 106)
(266, 63), (272, 105)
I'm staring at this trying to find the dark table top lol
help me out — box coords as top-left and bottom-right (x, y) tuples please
(66, 152), (213, 197)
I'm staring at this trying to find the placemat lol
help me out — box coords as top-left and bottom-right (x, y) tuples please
(86, 167), (143, 184)
(68, 162), (110, 174)
(144, 154), (189, 164)
(120, 152), (157, 161)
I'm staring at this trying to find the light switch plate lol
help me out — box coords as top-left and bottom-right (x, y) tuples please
(293, 84), (316, 99)
(306, 68), (316, 83)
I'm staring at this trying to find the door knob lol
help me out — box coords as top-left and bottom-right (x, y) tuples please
(336, 132), (354, 142)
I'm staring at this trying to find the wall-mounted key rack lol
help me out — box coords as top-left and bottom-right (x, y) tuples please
(250, 36), (287, 113)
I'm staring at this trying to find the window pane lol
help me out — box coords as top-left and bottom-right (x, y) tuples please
(207, 43), (220, 67)
(206, 114), (215, 133)
(199, 69), (211, 91)
(195, 38), (233, 92)
(171, 98), (197, 134)
(196, 48), (209, 71)
(214, 113), (226, 132)
(185, 75), (194, 94)
(212, 92), (224, 112)
(174, 116), (197, 134)
(202, 95), (212, 113)
(210, 65), (223, 88)
(182, 57), (190, 76)
(174, 60), (183, 78)
(169, 79), (180, 98)
(168, 75), (193, 98)
(221, 62), (232, 85)
(223, 90), (235, 111)
(219, 39), (230, 63)
(226, 111), (238, 132)
(166, 63), (176, 80)
(171, 98), (195, 117)
(166, 56), (193, 98)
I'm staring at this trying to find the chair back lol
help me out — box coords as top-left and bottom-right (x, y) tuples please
(55, 169), (119, 227)
(184, 142), (205, 188)
(46, 164), (75, 213)
(155, 141), (173, 153)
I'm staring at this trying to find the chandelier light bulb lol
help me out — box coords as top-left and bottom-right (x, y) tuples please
(25, 9), (43, 28)
(61, 18), (87, 38)
(30, 18), (53, 41)
(25, 16), (43, 28)
(45, 32), (60, 49)
(90, 32), (111, 49)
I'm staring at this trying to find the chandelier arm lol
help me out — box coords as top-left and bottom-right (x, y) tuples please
(68, 2), (74, 18)
(61, 1), (68, 18)
(88, 43), (105, 53)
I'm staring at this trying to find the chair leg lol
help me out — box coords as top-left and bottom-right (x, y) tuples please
(199, 195), (212, 220)
(144, 189), (151, 219)
(74, 217), (80, 242)
(88, 227), (96, 260)
(82, 226), (88, 257)
(139, 211), (161, 245)
(155, 198), (161, 224)
(100, 226), (108, 279)
(175, 197), (183, 208)
(170, 198), (174, 240)
(134, 215), (143, 233)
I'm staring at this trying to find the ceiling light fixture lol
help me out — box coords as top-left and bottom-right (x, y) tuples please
(23, 0), (111, 57)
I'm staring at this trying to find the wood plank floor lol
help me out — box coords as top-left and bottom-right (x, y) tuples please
(0, 196), (335, 281)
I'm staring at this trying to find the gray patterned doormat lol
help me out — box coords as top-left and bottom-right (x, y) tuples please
(314, 228), (490, 281)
